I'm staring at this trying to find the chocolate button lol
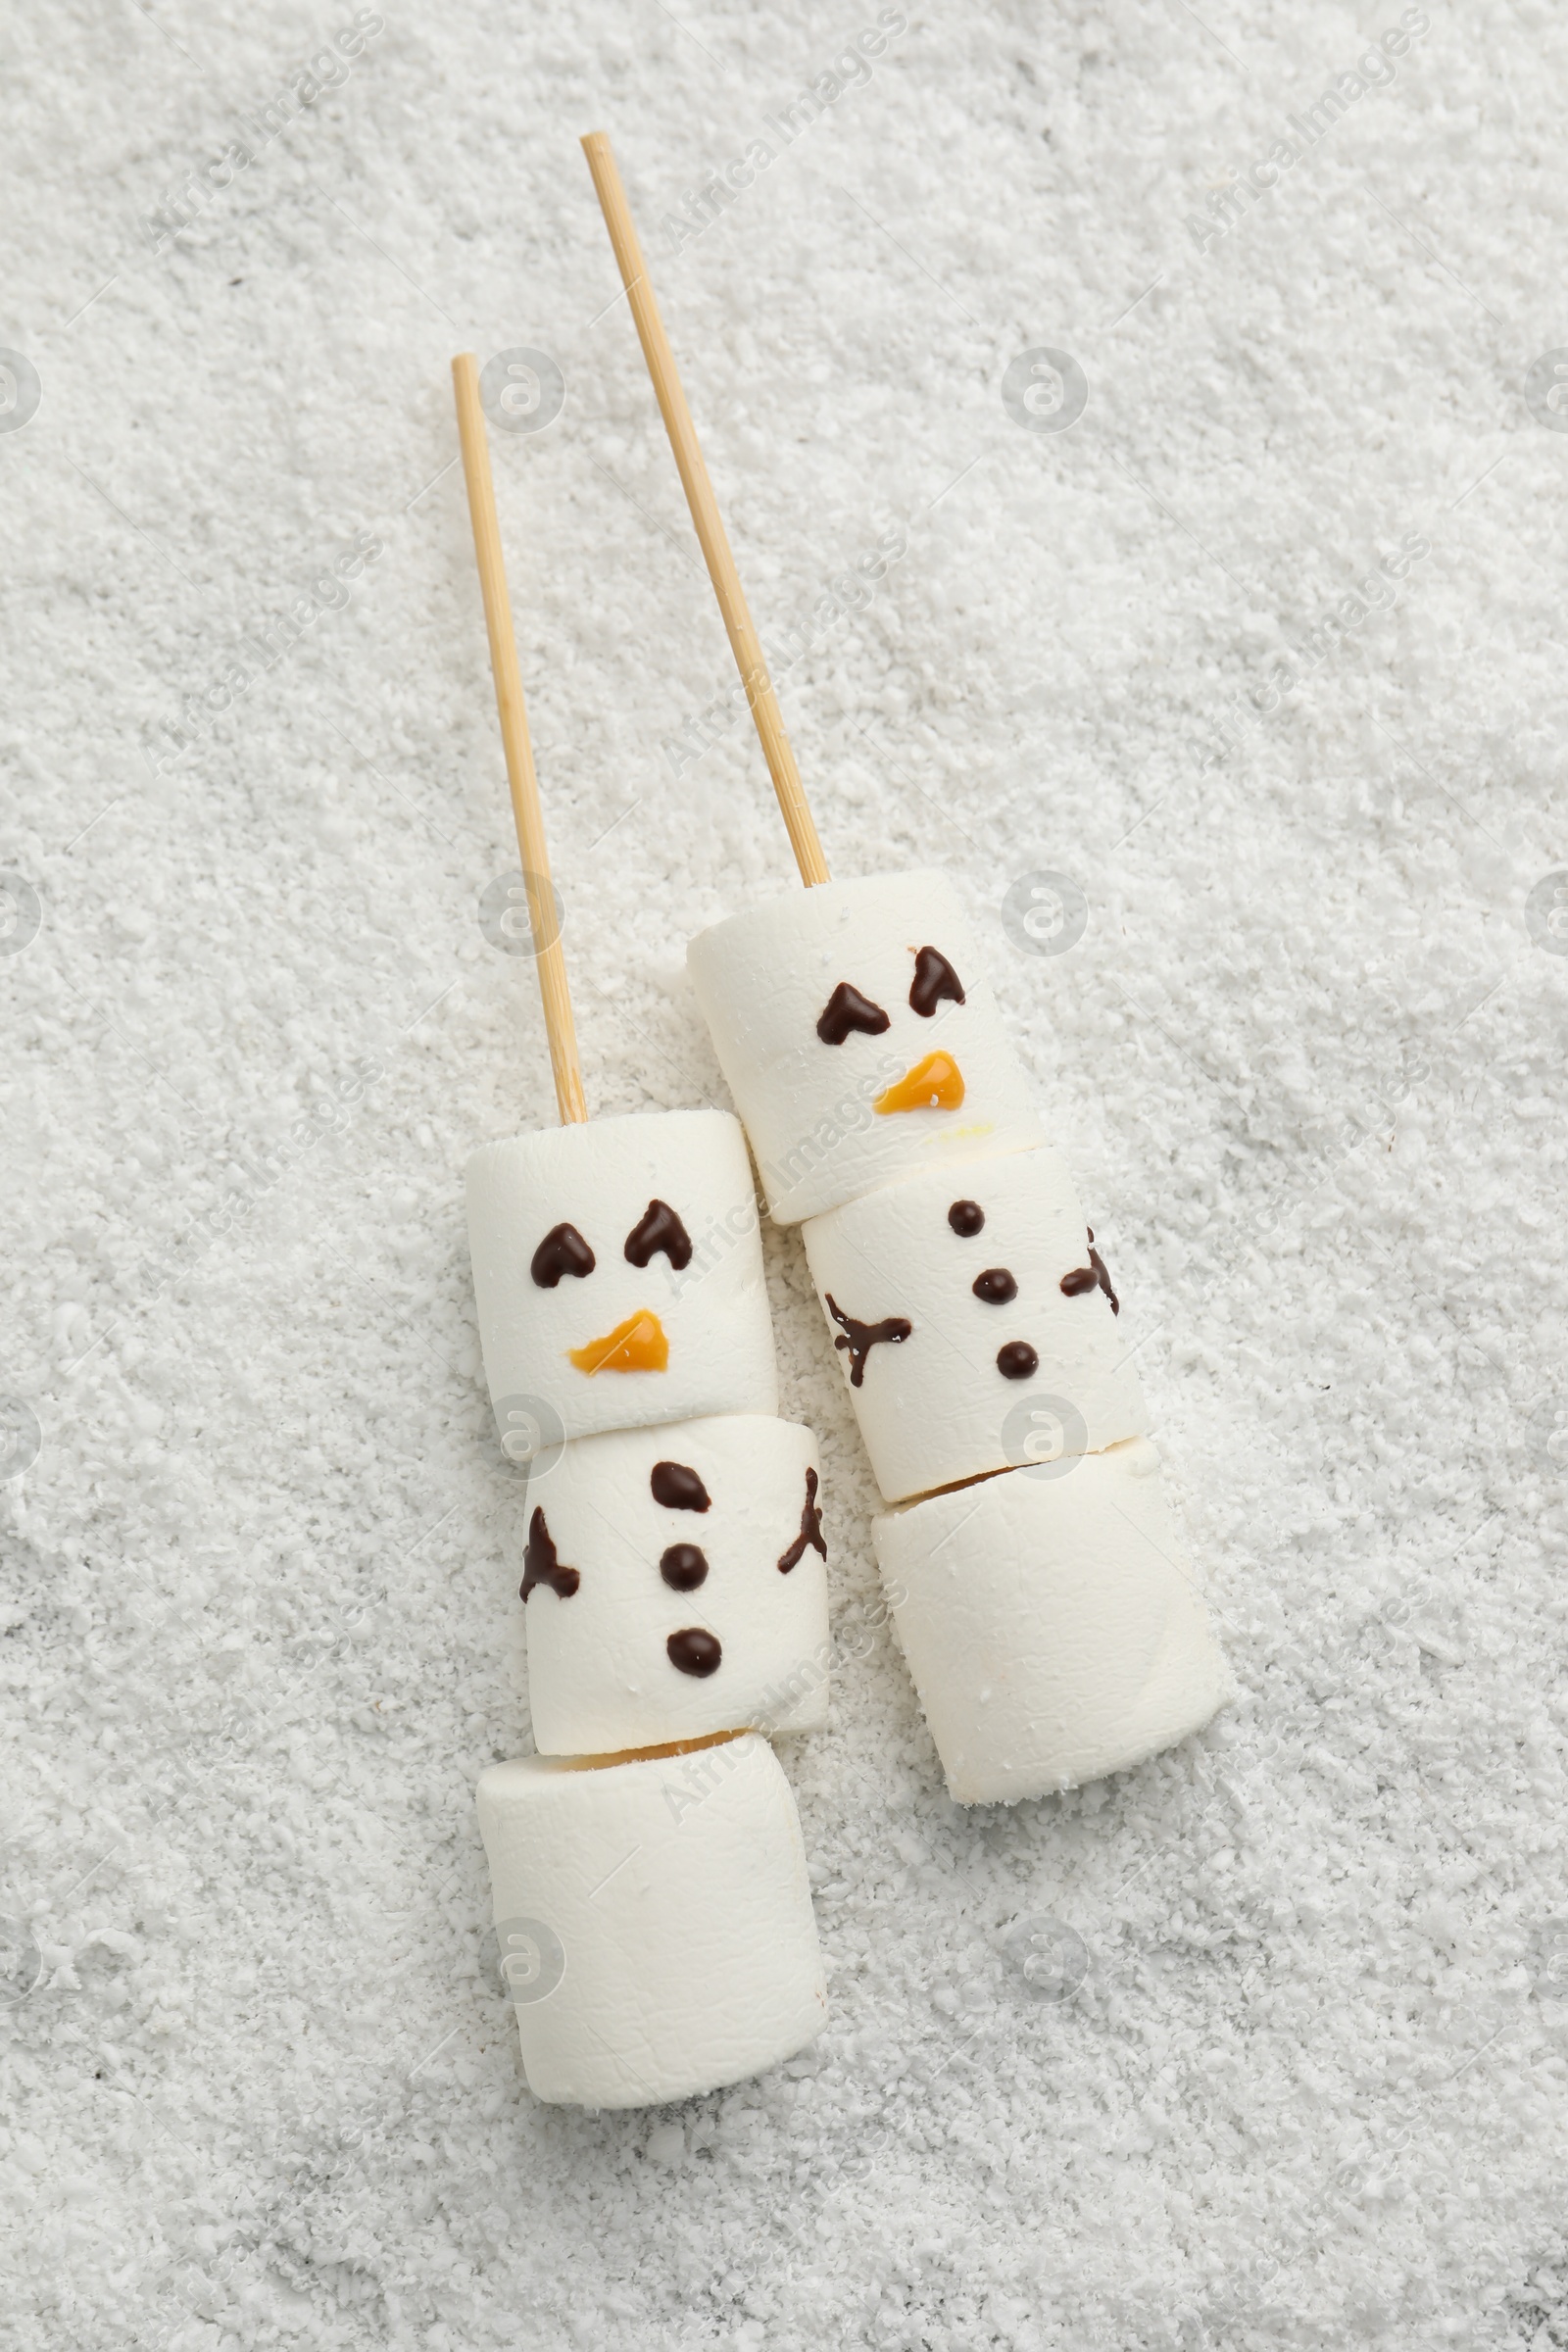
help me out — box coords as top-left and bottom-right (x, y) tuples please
(651, 1461), (710, 1512)
(660, 1543), (709, 1592)
(667, 1628), (721, 1678)
(972, 1268), (1017, 1304)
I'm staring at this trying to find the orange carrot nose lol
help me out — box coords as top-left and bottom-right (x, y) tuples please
(875, 1051), (965, 1114)
(567, 1310), (669, 1374)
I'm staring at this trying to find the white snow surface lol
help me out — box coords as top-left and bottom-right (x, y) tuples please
(4, 2), (1568, 2346)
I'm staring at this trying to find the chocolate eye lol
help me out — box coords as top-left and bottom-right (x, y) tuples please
(816, 982), (891, 1044)
(909, 945), (965, 1016)
(948, 1200), (985, 1237)
(531, 1223), (595, 1288)
(624, 1200), (693, 1269)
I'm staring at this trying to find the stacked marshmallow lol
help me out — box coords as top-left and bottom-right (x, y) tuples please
(688, 871), (1229, 1804)
(466, 1109), (828, 2106)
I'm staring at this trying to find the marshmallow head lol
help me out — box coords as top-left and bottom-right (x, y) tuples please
(476, 1733), (826, 2107)
(520, 1415), (830, 1754)
(687, 871), (1046, 1222)
(802, 1145), (1146, 1502)
(873, 1441), (1230, 1802)
(466, 1109), (777, 1457)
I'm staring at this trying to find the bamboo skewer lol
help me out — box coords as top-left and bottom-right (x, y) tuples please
(451, 352), (590, 1126)
(580, 130), (830, 891)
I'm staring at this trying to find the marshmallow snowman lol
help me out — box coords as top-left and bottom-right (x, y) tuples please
(802, 1145), (1147, 1502)
(466, 1108), (829, 2104)
(685, 864), (1229, 1801)
(687, 870), (1047, 1223)
(521, 1415), (829, 1754)
(466, 1108), (777, 1455)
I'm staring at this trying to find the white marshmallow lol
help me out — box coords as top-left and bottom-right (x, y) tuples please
(687, 870), (1046, 1223)
(872, 1440), (1230, 1803)
(801, 1145), (1146, 1503)
(476, 1733), (826, 2108)
(521, 1415), (830, 1754)
(466, 1109), (777, 1457)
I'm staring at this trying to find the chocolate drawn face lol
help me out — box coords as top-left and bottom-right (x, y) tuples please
(516, 1419), (828, 1755)
(799, 1146), (1144, 1500)
(530, 1223), (595, 1287)
(623, 1200), (693, 1270)
(908, 945), (964, 1017)
(826, 1184), (1118, 1396)
(524, 1199), (701, 1376)
(468, 1109), (775, 1456)
(939, 1196), (1116, 1385)
(532, 1201), (693, 1287)
(816, 982), (890, 1044)
(686, 870), (1050, 1226)
(815, 945), (972, 1116)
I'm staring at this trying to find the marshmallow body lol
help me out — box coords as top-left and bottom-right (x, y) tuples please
(522, 1415), (830, 1754)
(873, 1440), (1229, 1801)
(476, 1734), (826, 2108)
(466, 1109), (776, 1457)
(688, 871), (1046, 1222)
(802, 1146), (1146, 1502)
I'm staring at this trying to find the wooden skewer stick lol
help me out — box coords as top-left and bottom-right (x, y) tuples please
(451, 352), (590, 1126)
(581, 130), (830, 890)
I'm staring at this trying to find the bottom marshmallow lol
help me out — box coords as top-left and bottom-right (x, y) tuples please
(475, 1733), (825, 2109)
(872, 1438), (1230, 1803)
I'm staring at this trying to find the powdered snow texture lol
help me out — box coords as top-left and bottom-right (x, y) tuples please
(4, 0), (1567, 2345)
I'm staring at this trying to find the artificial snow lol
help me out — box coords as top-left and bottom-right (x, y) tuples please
(4, 2), (1567, 2346)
